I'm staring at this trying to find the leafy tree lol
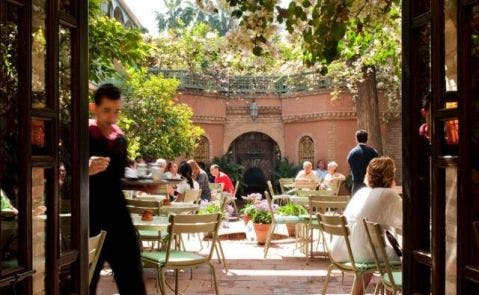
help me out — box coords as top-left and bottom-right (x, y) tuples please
(155, 0), (234, 36)
(88, 0), (150, 83)
(193, 0), (401, 153)
(116, 69), (203, 159)
(88, 0), (204, 159)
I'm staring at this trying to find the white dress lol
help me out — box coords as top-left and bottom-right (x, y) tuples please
(176, 180), (199, 195)
(328, 187), (402, 262)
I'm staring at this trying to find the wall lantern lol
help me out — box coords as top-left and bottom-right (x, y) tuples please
(249, 99), (258, 120)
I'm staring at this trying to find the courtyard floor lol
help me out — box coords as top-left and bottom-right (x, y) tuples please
(97, 220), (378, 295)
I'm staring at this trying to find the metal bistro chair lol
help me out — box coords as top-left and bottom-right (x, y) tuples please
(140, 213), (222, 295)
(224, 181), (240, 219)
(302, 194), (349, 262)
(363, 218), (403, 295)
(126, 198), (163, 249)
(267, 180), (290, 205)
(263, 191), (303, 258)
(183, 189), (202, 204)
(88, 230), (107, 285)
(278, 178), (295, 194)
(317, 213), (378, 295)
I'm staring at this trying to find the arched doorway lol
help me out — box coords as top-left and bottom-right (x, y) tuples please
(228, 132), (280, 194)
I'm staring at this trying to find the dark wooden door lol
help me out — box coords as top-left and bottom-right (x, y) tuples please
(229, 132), (280, 182)
(0, 0), (89, 294)
(403, 0), (479, 294)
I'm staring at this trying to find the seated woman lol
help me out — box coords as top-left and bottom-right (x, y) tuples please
(329, 156), (402, 295)
(163, 161), (181, 179)
(321, 161), (346, 193)
(169, 162), (199, 202)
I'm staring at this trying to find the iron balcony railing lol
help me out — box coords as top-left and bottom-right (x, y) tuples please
(150, 68), (330, 94)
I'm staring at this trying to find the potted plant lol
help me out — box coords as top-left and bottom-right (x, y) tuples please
(251, 200), (278, 245)
(240, 193), (262, 224)
(276, 203), (308, 236)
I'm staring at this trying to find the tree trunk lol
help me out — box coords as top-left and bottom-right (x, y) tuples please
(355, 66), (383, 155)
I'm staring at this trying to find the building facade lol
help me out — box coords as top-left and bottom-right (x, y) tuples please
(179, 89), (402, 185)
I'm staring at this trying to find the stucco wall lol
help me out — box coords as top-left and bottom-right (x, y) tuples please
(177, 90), (401, 182)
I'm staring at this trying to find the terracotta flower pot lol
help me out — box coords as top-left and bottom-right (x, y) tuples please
(242, 215), (251, 225)
(286, 223), (296, 237)
(253, 223), (271, 245)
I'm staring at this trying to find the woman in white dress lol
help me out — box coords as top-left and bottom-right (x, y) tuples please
(329, 156), (402, 295)
(172, 162), (199, 202)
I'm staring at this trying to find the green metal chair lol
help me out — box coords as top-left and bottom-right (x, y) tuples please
(317, 213), (378, 295)
(263, 191), (303, 258)
(363, 218), (402, 295)
(140, 213), (222, 295)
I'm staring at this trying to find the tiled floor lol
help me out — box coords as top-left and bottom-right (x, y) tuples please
(96, 221), (378, 295)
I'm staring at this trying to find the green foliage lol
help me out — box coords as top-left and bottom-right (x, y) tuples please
(210, 153), (243, 184)
(155, 0), (233, 36)
(276, 203), (307, 216)
(147, 22), (303, 76)
(88, 0), (150, 82)
(115, 69), (203, 159)
(198, 200), (222, 215)
(273, 158), (300, 179)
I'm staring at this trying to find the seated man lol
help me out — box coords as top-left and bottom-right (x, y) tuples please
(210, 164), (235, 194)
(295, 161), (320, 189)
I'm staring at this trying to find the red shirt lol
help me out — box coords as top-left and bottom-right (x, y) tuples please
(215, 172), (234, 194)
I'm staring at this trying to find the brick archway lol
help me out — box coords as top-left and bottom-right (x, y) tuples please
(223, 125), (284, 156)
(227, 132), (280, 182)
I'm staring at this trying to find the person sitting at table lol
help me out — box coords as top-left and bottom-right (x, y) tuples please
(321, 161), (346, 193)
(169, 162), (199, 202)
(329, 156), (402, 295)
(295, 161), (321, 188)
(164, 161), (181, 179)
(188, 159), (211, 201)
(315, 159), (328, 181)
(155, 158), (167, 173)
(209, 164), (235, 194)
(124, 158), (138, 179)
(1, 189), (18, 216)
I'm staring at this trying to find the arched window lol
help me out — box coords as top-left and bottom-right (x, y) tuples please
(298, 136), (314, 164)
(114, 7), (124, 24)
(193, 136), (209, 164)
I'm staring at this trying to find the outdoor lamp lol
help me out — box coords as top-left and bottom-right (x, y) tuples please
(249, 100), (258, 120)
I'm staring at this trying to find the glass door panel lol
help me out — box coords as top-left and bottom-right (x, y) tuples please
(58, 25), (72, 254)
(32, 167), (51, 295)
(32, 0), (48, 109)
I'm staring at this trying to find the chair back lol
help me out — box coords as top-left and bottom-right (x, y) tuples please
(183, 189), (202, 203)
(317, 213), (358, 269)
(88, 230), (107, 285)
(126, 198), (162, 216)
(267, 180), (275, 197)
(165, 214), (222, 262)
(309, 195), (348, 214)
(294, 179), (318, 190)
(363, 218), (402, 292)
(332, 179), (343, 196)
(233, 180), (240, 196)
(278, 178), (294, 194)
(264, 190), (275, 216)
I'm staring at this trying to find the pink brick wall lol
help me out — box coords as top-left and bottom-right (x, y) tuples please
(177, 90), (402, 183)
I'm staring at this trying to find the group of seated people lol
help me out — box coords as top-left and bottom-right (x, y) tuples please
(125, 157), (235, 203)
(295, 160), (346, 193)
